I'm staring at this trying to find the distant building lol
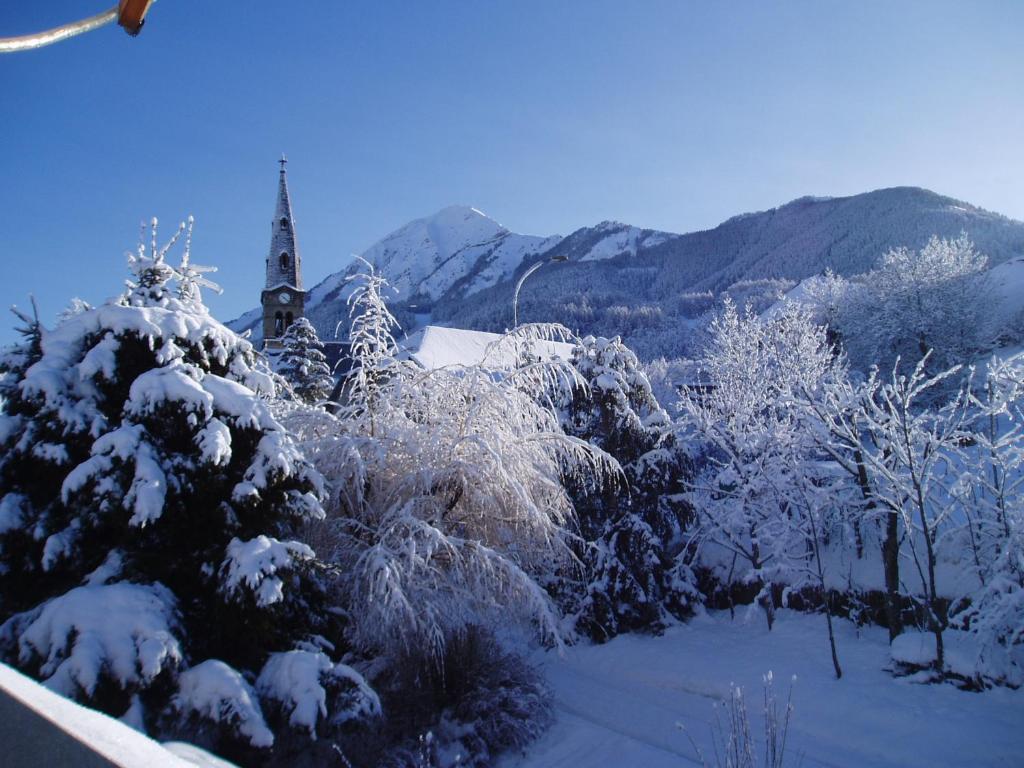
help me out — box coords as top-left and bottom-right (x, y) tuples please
(399, 325), (574, 370)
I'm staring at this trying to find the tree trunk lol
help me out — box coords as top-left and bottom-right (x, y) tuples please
(882, 508), (902, 643)
(851, 447), (903, 641)
(751, 535), (774, 631)
(808, 512), (842, 679)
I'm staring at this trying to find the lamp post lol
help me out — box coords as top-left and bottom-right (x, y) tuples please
(0, 1), (156, 53)
(512, 255), (568, 328)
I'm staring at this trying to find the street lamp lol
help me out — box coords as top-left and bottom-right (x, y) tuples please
(512, 255), (568, 328)
(0, 1), (156, 53)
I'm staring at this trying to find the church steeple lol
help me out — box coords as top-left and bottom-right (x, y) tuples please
(266, 154), (302, 290)
(261, 156), (307, 347)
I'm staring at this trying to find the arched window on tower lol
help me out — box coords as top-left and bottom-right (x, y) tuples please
(280, 217), (289, 231)
(280, 252), (290, 271)
(285, 312), (294, 330)
(274, 312), (283, 337)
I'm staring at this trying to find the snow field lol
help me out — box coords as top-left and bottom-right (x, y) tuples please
(512, 610), (1024, 768)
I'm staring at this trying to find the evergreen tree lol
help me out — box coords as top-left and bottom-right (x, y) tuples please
(560, 335), (696, 640)
(0, 219), (377, 761)
(277, 318), (334, 404)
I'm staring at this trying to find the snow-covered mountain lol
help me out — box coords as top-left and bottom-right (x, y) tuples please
(359, 205), (561, 302)
(229, 188), (1024, 354)
(229, 205), (560, 342)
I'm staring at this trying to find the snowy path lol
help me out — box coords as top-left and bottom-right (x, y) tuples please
(505, 610), (1024, 768)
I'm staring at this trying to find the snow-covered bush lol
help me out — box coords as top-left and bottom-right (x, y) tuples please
(277, 317), (335, 404)
(643, 356), (694, 419)
(256, 649), (380, 736)
(360, 628), (552, 768)
(276, 266), (615, 763)
(0, 219), (374, 756)
(286, 264), (613, 664)
(0, 582), (183, 699)
(559, 335), (696, 640)
(681, 671), (796, 768)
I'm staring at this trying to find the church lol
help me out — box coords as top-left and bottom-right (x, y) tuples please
(260, 156), (306, 348)
(257, 157), (352, 376)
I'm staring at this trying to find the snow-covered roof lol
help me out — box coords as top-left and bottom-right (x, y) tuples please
(399, 325), (575, 371)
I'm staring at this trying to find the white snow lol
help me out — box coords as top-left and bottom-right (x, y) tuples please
(173, 660), (273, 748)
(196, 418), (232, 466)
(988, 256), (1024, 332)
(124, 440), (168, 527)
(162, 741), (240, 767)
(256, 650), (380, 736)
(507, 610), (1024, 768)
(0, 492), (27, 534)
(220, 535), (314, 608)
(0, 661), (203, 767)
(891, 630), (1023, 687)
(256, 650), (332, 736)
(401, 325), (574, 371)
(579, 224), (659, 262)
(360, 205), (560, 302)
(3, 583), (182, 698)
(127, 366), (214, 420)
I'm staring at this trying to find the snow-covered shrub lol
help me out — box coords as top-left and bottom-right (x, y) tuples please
(643, 356), (693, 419)
(362, 628), (552, 768)
(288, 266), (614, 663)
(0, 219), (372, 755)
(681, 671), (795, 768)
(277, 317), (335, 404)
(558, 335), (696, 640)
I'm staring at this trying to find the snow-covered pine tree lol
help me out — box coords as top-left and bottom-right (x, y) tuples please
(560, 335), (696, 640)
(0, 219), (378, 760)
(277, 318), (335, 404)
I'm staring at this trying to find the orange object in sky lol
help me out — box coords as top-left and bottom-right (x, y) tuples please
(118, 0), (156, 36)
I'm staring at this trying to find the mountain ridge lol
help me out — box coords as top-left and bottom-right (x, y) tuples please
(229, 187), (1024, 355)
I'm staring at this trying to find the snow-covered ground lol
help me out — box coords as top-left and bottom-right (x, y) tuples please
(507, 610), (1024, 768)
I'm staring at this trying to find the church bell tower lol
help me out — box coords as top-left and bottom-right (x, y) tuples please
(261, 155), (306, 348)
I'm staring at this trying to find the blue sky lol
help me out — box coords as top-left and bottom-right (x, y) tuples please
(1, 1), (1022, 341)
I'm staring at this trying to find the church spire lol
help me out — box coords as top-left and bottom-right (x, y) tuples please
(261, 156), (307, 346)
(266, 154), (301, 290)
